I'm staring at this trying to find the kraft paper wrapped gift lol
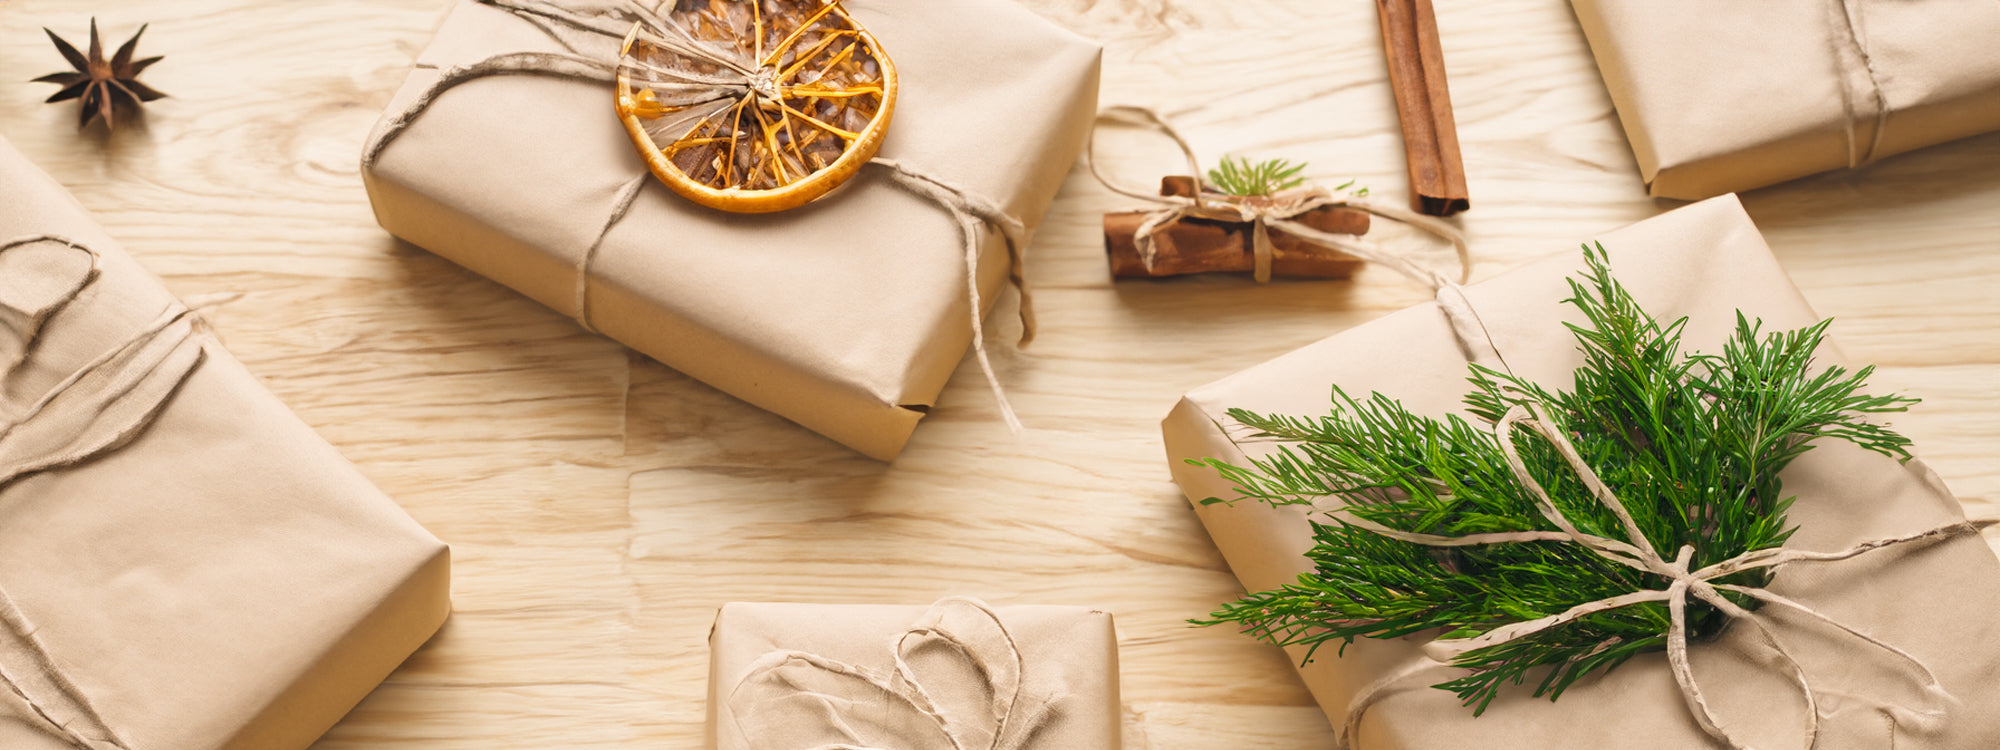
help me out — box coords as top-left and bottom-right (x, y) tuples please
(1571, 0), (2000, 199)
(707, 599), (1121, 749)
(0, 137), (450, 749)
(1163, 195), (2000, 748)
(362, 0), (1102, 461)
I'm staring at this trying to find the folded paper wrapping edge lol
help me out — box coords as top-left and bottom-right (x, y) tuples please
(706, 602), (1122, 750)
(1159, 194), (1999, 741)
(0, 135), (452, 750)
(1571, 0), (2000, 199)
(107, 358), (454, 750)
(219, 542), (450, 750)
(362, 0), (1104, 461)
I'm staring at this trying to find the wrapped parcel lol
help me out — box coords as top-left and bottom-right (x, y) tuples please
(1164, 196), (2000, 748)
(1572, 0), (2000, 199)
(707, 599), (1121, 749)
(363, 0), (1102, 460)
(0, 137), (449, 749)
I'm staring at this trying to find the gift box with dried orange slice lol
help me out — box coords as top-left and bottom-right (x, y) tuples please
(363, 0), (1101, 460)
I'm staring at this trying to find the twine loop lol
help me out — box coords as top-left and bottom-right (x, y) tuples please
(0, 235), (209, 750)
(726, 597), (1066, 750)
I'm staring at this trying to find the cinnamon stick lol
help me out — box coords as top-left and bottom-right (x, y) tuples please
(1377, 0), (1469, 217)
(1103, 176), (1372, 279)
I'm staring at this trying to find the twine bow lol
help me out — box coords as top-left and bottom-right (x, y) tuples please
(1088, 106), (1474, 286)
(1329, 398), (1988, 750)
(0, 235), (208, 750)
(364, 0), (1037, 433)
(726, 597), (1065, 750)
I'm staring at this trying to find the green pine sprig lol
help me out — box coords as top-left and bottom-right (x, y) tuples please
(1188, 243), (1918, 713)
(1207, 156), (1309, 197)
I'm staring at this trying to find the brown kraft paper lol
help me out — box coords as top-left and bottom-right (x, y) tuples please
(363, 0), (1103, 461)
(1163, 195), (2000, 748)
(0, 136), (450, 750)
(1571, 0), (2000, 199)
(707, 600), (1120, 750)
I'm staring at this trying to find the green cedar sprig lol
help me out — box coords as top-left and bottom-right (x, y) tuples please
(1188, 243), (1918, 713)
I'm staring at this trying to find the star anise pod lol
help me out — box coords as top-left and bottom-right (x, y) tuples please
(33, 19), (166, 131)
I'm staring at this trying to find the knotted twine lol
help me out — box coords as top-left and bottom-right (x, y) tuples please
(1325, 398), (1993, 750)
(0, 235), (208, 750)
(362, 0), (1036, 432)
(1091, 108), (1993, 748)
(724, 597), (1064, 750)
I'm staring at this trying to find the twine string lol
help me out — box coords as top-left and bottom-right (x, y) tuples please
(1828, 0), (1891, 169)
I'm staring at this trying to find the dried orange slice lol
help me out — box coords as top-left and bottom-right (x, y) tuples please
(614, 0), (897, 214)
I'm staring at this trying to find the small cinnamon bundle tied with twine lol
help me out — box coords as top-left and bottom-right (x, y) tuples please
(1091, 107), (1444, 284)
(1104, 175), (1372, 280)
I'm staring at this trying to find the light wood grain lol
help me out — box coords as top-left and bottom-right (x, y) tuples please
(2, 1), (1996, 747)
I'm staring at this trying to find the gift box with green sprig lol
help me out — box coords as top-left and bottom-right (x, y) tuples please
(1164, 195), (2000, 749)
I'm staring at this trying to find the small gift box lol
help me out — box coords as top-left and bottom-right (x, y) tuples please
(0, 137), (449, 749)
(1163, 196), (2000, 747)
(363, 0), (1102, 460)
(707, 598), (1121, 749)
(1572, 0), (2000, 199)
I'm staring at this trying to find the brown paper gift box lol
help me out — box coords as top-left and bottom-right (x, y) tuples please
(362, 0), (1102, 461)
(1163, 196), (2000, 748)
(707, 600), (1120, 749)
(0, 137), (449, 749)
(1571, 0), (2000, 199)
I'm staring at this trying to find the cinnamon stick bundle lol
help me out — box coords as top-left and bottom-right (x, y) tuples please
(1378, 0), (1470, 216)
(1103, 177), (1371, 279)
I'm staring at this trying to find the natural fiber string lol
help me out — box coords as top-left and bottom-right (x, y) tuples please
(1829, 0), (1891, 169)
(725, 597), (1064, 750)
(873, 158), (1033, 433)
(360, 51), (619, 170)
(0, 235), (209, 750)
(574, 174), (651, 334)
(364, 0), (1037, 434)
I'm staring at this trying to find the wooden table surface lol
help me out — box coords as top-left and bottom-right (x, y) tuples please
(3, 1), (1996, 747)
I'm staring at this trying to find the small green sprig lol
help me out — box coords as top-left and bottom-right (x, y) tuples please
(1207, 156), (1309, 196)
(1189, 244), (1917, 713)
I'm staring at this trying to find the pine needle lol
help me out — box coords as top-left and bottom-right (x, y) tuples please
(1207, 156), (1309, 196)
(1190, 243), (1918, 712)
